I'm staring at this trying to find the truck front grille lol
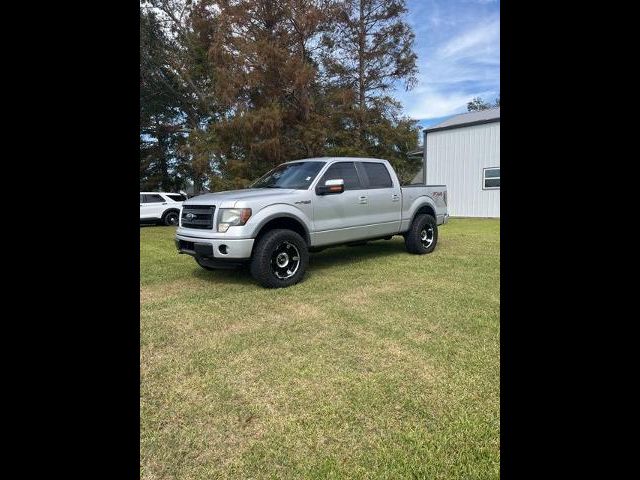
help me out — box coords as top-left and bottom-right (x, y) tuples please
(181, 205), (215, 229)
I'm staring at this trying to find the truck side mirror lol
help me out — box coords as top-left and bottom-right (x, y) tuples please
(316, 178), (345, 195)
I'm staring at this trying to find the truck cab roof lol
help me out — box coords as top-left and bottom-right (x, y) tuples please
(284, 157), (390, 164)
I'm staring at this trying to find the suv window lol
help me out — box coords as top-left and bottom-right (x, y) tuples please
(360, 162), (393, 188)
(143, 194), (165, 203)
(166, 194), (186, 202)
(319, 162), (362, 190)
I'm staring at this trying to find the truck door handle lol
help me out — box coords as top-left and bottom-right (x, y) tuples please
(162, 202), (167, 205)
(391, 194), (400, 202)
(359, 195), (368, 204)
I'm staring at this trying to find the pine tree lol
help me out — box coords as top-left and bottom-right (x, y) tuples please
(205, 0), (333, 187)
(140, 0), (422, 191)
(320, 0), (419, 175)
(142, 0), (226, 193)
(140, 5), (186, 191)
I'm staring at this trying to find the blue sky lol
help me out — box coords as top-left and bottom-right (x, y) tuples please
(392, 0), (500, 129)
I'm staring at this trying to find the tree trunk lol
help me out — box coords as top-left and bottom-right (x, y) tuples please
(357, 0), (366, 146)
(157, 122), (171, 192)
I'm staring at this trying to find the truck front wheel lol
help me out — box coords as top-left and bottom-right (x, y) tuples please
(250, 229), (309, 288)
(405, 214), (438, 254)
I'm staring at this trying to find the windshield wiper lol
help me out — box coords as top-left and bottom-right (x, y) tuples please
(264, 185), (283, 188)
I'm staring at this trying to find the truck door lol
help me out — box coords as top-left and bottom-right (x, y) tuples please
(356, 161), (402, 236)
(312, 161), (370, 246)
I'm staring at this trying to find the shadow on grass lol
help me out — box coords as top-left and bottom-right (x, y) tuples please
(191, 265), (255, 286)
(309, 239), (406, 272)
(189, 239), (408, 286)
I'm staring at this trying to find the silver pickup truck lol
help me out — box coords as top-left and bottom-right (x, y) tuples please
(175, 157), (448, 288)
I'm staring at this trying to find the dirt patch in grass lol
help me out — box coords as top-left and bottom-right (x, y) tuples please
(340, 283), (402, 307)
(140, 279), (202, 305)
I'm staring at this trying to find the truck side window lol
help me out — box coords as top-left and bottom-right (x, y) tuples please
(360, 162), (393, 189)
(320, 162), (362, 190)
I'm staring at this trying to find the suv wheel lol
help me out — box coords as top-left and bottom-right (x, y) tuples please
(405, 214), (438, 254)
(163, 210), (179, 226)
(250, 229), (308, 288)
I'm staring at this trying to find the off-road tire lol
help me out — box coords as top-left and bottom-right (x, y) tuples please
(250, 229), (308, 288)
(405, 214), (438, 254)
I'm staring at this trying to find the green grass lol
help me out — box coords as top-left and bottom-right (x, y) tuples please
(140, 218), (500, 479)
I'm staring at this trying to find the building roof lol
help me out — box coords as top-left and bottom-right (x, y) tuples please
(424, 107), (500, 133)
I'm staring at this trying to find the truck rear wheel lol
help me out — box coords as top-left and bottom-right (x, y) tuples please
(250, 229), (308, 288)
(405, 214), (438, 254)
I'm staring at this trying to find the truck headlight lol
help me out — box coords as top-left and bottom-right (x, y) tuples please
(217, 208), (252, 232)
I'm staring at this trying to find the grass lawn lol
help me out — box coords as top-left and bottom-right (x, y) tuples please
(140, 218), (500, 479)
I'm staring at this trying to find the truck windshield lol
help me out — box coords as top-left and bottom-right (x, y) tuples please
(250, 161), (325, 190)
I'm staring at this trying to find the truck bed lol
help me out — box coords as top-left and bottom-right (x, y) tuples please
(401, 184), (448, 226)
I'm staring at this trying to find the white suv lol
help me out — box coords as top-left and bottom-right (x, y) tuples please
(140, 192), (187, 226)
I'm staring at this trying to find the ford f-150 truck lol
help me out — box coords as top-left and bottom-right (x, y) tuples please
(175, 157), (448, 288)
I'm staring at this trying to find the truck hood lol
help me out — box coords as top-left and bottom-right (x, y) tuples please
(184, 188), (298, 207)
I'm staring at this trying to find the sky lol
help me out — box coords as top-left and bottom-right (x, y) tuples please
(392, 0), (500, 130)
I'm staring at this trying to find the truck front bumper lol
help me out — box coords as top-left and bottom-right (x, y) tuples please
(175, 234), (254, 260)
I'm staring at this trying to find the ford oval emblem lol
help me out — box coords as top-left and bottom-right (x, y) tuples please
(185, 212), (196, 220)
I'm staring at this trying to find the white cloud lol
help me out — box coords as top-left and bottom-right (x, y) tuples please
(403, 88), (497, 119)
(438, 19), (500, 59)
(393, 2), (500, 121)
(406, 92), (471, 118)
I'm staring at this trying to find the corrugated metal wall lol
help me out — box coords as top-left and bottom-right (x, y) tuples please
(425, 122), (500, 217)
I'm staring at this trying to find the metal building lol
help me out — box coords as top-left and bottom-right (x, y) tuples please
(422, 108), (500, 217)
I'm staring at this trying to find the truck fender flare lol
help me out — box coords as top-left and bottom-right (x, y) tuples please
(251, 204), (312, 244)
(407, 196), (437, 224)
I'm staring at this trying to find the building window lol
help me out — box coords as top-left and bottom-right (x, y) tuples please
(483, 167), (500, 189)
